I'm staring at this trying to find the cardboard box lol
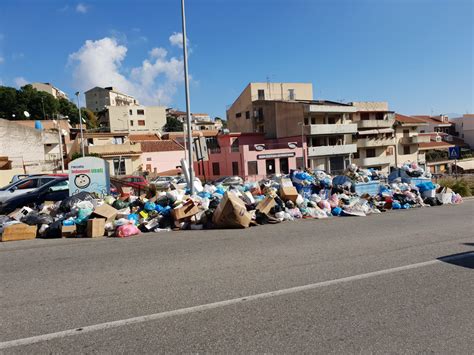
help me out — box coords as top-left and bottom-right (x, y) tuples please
(89, 204), (118, 223)
(61, 225), (77, 238)
(280, 178), (294, 188)
(212, 192), (252, 228)
(1, 223), (37, 242)
(256, 196), (276, 216)
(171, 200), (200, 221)
(8, 207), (33, 221)
(279, 185), (299, 202)
(86, 218), (106, 238)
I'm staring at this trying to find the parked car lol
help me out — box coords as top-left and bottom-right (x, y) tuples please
(151, 176), (177, 189)
(9, 174), (44, 183)
(116, 175), (148, 190)
(174, 176), (201, 190)
(0, 177), (69, 215)
(0, 176), (59, 203)
(213, 176), (244, 186)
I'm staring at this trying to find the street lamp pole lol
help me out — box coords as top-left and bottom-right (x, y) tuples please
(75, 92), (85, 157)
(298, 122), (306, 170)
(181, 0), (194, 194)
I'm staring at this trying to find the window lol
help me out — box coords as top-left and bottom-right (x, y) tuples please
(129, 109), (133, 115)
(328, 116), (336, 124)
(15, 178), (40, 190)
(366, 148), (376, 158)
(420, 130), (425, 133)
(87, 138), (94, 145)
(232, 161), (239, 175)
(146, 157), (152, 161)
(245, 111), (250, 119)
(138, 120), (145, 126)
(146, 164), (151, 171)
(288, 89), (295, 100)
(376, 113), (384, 120)
(49, 180), (69, 192)
(248, 161), (258, 175)
(137, 109), (145, 115)
(296, 157), (304, 169)
(280, 157), (289, 174)
(257, 108), (264, 119)
(212, 162), (220, 175)
(113, 158), (126, 175)
(112, 136), (124, 144)
(386, 147), (394, 156)
(361, 113), (370, 120)
(130, 120), (134, 126)
(403, 146), (411, 155)
(353, 151), (360, 159)
(236, 112), (242, 118)
(258, 89), (265, 100)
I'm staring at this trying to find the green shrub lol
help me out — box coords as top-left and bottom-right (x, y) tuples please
(438, 177), (472, 197)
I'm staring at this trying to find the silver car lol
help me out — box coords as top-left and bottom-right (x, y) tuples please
(0, 176), (58, 203)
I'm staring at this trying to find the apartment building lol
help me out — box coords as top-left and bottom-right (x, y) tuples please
(102, 105), (167, 133)
(393, 114), (429, 168)
(31, 82), (69, 100)
(85, 86), (139, 113)
(412, 114), (452, 134)
(451, 114), (474, 149)
(350, 102), (396, 173)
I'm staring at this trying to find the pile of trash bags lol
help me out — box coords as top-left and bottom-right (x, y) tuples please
(0, 164), (463, 241)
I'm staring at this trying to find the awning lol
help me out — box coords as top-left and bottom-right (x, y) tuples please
(456, 160), (474, 171)
(358, 128), (394, 135)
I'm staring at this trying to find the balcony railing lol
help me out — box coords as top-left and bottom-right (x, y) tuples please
(304, 124), (358, 135)
(400, 135), (430, 145)
(357, 119), (395, 129)
(307, 144), (357, 157)
(357, 137), (396, 148)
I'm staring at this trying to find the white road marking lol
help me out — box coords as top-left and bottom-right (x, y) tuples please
(1, 252), (472, 349)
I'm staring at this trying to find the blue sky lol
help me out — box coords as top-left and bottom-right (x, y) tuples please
(0, 0), (472, 118)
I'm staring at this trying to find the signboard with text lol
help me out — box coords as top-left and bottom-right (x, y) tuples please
(257, 152), (296, 160)
(68, 157), (110, 197)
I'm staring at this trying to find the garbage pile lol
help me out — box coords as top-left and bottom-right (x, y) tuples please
(0, 164), (463, 242)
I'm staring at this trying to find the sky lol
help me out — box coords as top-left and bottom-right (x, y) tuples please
(0, 0), (472, 119)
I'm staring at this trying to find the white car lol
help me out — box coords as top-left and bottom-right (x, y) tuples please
(151, 176), (177, 189)
(0, 176), (57, 203)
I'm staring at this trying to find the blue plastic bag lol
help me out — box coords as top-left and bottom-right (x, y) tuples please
(128, 213), (139, 225)
(144, 202), (156, 211)
(332, 206), (342, 216)
(392, 201), (401, 209)
(416, 181), (435, 192)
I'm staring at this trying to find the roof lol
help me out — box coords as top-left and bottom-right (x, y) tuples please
(394, 113), (427, 125)
(140, 140), (184, 152)
(83, 132), (128, 138)
(418, 141), (455, 150)
(456, 159), (474, 171)
(128, 133), (161, 142)
(163, 130), (219, 139)
(412, 115), (452, 126)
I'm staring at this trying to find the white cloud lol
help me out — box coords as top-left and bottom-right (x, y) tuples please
(169, 32), (188, 49)
(76, 3), (88, 14)
(69, 36), (188, 106)
(14, 77), (29, 88)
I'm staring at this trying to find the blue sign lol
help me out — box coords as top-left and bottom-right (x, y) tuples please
(448, 146), (460, 160)
(69, 157), (110, 197)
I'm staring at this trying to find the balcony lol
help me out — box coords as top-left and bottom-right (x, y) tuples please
(87, 142), (142, 156)
(400, 135), (430, 145)
(305, 104), (356, 113)
(357, 119), (395, 129)
(307, 144), (357, 157)
(357, 137), (396, 148)
(357, 155), (393, 167)
(304, 124), (358, 136)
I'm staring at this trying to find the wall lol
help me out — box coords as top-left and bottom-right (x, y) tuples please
(249, 83), (313, 102)
(227, 84), (253, 133)
(108, 106), (166, 133)
(394, 126), (420, 166)
(142, 151), (185, 174)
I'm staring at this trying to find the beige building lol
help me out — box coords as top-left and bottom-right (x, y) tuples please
(31, 82), (68, 100)
(68, 132), (142, 176)
(393, 114), (429, 168)
(103, 105), (166, 133)
(85, 86), (139, 113)
(227, 82), (313, 133)
(451, 114), (474, 149)
(350, 102), (396, 173)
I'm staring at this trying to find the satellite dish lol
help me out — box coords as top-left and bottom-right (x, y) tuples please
(24, 111), (30, 118)
(61, 129), (68, 136)
(288, 142), (297, 149)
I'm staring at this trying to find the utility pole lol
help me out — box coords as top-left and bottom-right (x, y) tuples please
(181, 0), (194, 194)
(75, 92), (85, 157)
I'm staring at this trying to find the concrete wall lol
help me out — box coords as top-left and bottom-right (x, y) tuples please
(394, 126), (421, 166)
(107, 106), (166, 133)
(249, 83), (313, 102)
(351, 101), (389, 112)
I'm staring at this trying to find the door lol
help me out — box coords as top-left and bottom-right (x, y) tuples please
(329, 156), (344, 175)
(280, 157), (289, 174)
(266, 159), (275, 175)
(232, 161), (239, 176)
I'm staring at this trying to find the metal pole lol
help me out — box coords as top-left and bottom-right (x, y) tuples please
(56, 119), (65, 172)
(75, 92), (85, 157)
(181, 0), (194, 194)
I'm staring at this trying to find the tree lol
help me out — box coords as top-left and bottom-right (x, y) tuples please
(82, 108), (98, 129)
(164, 116), (183, 132)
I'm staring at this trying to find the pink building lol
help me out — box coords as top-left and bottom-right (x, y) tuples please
(140, 140), (185, 174)
(195, 133), (305, 182)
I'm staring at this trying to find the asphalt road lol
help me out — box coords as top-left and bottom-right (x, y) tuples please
(1, 200), (473, 353)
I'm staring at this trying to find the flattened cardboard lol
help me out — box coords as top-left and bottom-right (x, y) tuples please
(89, 204), (118, 223)
(61, 225), (77, 238)
(212, 192), (252, 228)
(256, 196), (276, 216)
(1, 223), (37, 242)
(86, 218), (106, 238)
(171, 200), (199, 221)
(279, 186), (299, 202)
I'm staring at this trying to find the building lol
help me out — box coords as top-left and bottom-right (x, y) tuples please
(451, 114), (474, 149)
(85, 86), (139, 113)
(350, 102), (396, 173)
(101, 105), (167, 133)
(227, 82), (313, 133)
(68, 132), (141, 176)
(412, 114), (452, 134)
(31, 82), (69, 100)
(194, 132), (305, 182)
(167, 109), (223, 131)
(393, 114), (430, 169)
(0, 119), (62, 183)
(139, 140), (185, 175)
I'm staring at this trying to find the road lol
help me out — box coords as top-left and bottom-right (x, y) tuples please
(1, 200), (473, 353)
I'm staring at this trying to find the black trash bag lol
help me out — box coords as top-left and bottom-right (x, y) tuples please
(424, 197), (443, 207)
(44, 220), (63, 238)
(0, 215), (12, 227)
(21, 211), (54, 226)
(112, 199), (130, 210)
(59, 192), (96, 213)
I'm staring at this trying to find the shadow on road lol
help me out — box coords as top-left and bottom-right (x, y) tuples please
(438, 251), (474, 269)
(462, 243), (474, 247)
